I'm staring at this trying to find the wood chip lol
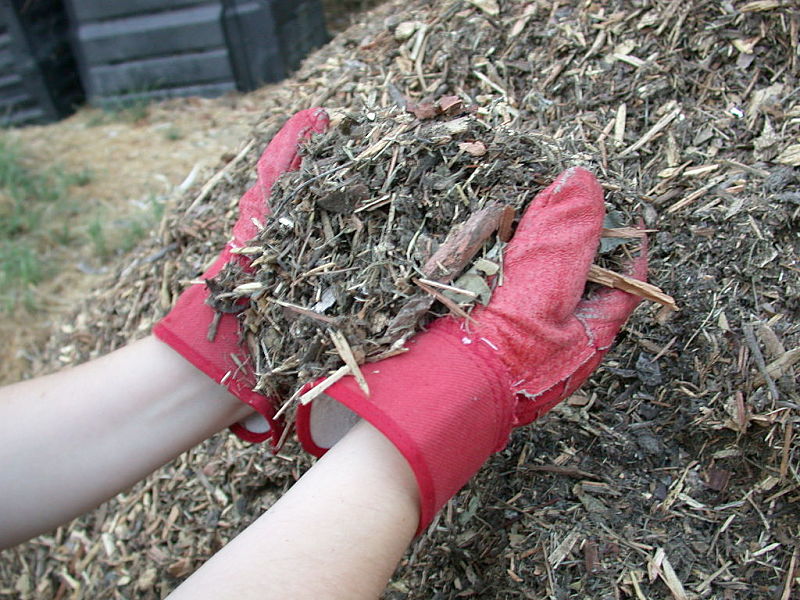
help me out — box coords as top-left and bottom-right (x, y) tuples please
(298, 365), (352, 406)
(756, 347), (800, 385)
(614, 102), (627, 146)
(329, 329), (369, 396)
(466, 0), (500, 16)
(602, 227), (653, 238)
(659, 551), (689, 600)
(740, 0), (784, 11)
(666, 179), (722, 213)
(498, 205), (516, 242)
(588, 264), (678, 310)
(619, 103), (682, 157)
(458, 140), (487, 156)
(549, 529), (581, 569)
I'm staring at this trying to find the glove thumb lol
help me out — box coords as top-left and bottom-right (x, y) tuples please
(575, 235), (648, 351)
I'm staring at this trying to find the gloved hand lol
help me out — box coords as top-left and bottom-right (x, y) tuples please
(154, 108), (329, 446)
(296, 167), (647, 532)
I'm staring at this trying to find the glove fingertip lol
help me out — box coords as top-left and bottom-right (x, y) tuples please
(307, 106), (330, 132)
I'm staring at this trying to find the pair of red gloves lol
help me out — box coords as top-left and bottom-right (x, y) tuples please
(154, 109), (646, 534)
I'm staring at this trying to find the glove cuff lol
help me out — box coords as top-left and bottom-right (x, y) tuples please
(296, 319), (515, 535)
(153, 282), (282, 446)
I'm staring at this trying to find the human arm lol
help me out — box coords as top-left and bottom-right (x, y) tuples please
(0, 109), (329, 548)
(296, 167), (648, 533)
(0, 335), (252, 549)
(168, 419), (419, 600)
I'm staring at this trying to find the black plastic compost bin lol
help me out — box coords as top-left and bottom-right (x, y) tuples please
(0, 0), (83, 126)
(64, 0), (328, 107)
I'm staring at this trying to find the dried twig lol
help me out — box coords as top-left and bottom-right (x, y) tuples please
(619, 104), (681, 157)
(588, 265), (678, 310)
(602, 227), (654, 238)
(414, 278), (473, 321)
(298, 365), (352, 405)
(329, 329), (369, 395)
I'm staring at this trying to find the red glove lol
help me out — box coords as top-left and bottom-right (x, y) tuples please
(154, 108), (329, 446)
(296, 167), (647, 532)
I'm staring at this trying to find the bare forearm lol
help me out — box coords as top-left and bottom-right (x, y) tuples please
(0, 336), (251, 548)
(169, 420), (420, 600)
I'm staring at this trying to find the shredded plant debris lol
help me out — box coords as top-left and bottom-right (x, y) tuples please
(207, 105), (664, 401)
(208, 105), (645, 399)
(2, 1), (798, 599)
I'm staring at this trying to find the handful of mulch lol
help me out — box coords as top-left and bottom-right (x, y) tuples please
(207, 102), (673, 404)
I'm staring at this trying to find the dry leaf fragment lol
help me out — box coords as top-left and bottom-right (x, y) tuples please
(411, 102), (439, 120)
(732, 37), (760, 54)
(466, 0), (500, 16)
(166, 558), (193, 579)
(458, 140), (487, 156)
(705, 467), (732, 492)
(441, 117), (472, 135)
(747, 83), (784, 128)
(473, 258), (499, 275)
(754, 117), (780, 160)
(509, 4), (537, 38)
(776, 143), (800, 166)
(394, 21), (420, 41)
(449, 272), (492, 304)
(740, 0), (784, 11)
(438, 95), (463, 115)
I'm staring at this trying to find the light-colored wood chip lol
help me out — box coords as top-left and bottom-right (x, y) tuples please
(466, 0), (500, 16)
(629, 570), (648, 600)
(740, 0), (784, 11)
(619, 103), (681, 157)
(659, 551), (690, 600)
(776, 143), (800, 167)
(298, 365), (352, 406)
(548, 529), (581, 569)
(588, 265), (678, 310)
(781, 547), (798, 600)
(614, 103), (627, 146)
(666, 179), (722, 213)
(329, 329), (370, 396)
(602, 227), (654, 238)
(755, 347), (800, 386)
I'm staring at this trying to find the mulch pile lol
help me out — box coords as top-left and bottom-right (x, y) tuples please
(2, 1), (798, 598)
(209, 105), (648, 403)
